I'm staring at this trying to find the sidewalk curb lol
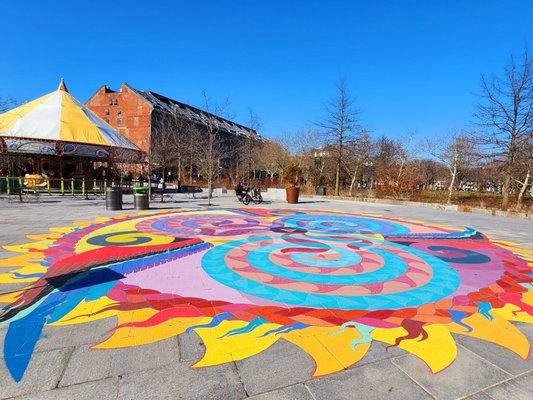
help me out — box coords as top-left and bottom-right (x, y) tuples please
(302, 194), (531, 220)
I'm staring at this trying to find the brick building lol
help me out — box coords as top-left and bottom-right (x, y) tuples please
(86, 83), (259, 156)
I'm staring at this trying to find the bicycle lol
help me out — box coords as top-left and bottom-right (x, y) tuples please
(236, 186), (263, 205)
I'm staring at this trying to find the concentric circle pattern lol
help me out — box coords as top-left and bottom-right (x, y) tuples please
(0, 208), (531, 382)
(273, 213), (411, 235)
(202, 233), (460, 309)
(136, 212), (271, 237)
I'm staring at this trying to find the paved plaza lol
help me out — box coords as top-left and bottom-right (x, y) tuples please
(0, 194), (531, 400)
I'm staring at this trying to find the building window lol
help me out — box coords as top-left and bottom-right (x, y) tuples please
(117, 118), (123, 125)
(104, 108), (109, 115)
(108, 99), (113, 105)
(117, 109), (122, 115)
(113, 99), (118, 105)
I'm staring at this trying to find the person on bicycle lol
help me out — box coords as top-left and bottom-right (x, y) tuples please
(235, 181), (245, 197)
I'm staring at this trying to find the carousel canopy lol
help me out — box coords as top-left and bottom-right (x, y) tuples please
(0, 80), (139, 151)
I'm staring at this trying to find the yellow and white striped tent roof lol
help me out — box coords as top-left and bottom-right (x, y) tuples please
(0, 80), (139, 151)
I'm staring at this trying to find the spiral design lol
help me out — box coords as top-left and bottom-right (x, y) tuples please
(201, 233), (460, 310)
(274, 214), (411, 235)
(86, 231), (160, 246)
(136, 214), (271, 237)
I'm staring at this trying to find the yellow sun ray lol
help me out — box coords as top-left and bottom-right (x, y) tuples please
(282, 326), (371, 376)
(372, 324), (457, 373)
(0, 252), (44, 267)
(492, 303), (533, 324)
(95, 317), (212, 349)
(449, 313), (530, 359)
(0, 291), (22, 304)
(192, 320), (281, 367)
(50, 297), (121, 326)
(2, 242), (49, 253)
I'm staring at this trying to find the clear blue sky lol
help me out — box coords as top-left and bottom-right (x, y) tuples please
(1, 0), (532, 141)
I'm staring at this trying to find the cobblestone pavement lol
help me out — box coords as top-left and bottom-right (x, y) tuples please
(0, 194), (531, 399)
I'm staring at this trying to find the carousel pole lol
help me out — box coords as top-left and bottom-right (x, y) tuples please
(60, 158), (65, 195)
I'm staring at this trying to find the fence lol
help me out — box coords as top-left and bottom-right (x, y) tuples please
(0, 176), (140, 197)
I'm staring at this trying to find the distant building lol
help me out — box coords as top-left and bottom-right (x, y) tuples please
(86, 83), (259, 156)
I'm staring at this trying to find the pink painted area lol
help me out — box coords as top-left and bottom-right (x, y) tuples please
(122, 250), (281, 306)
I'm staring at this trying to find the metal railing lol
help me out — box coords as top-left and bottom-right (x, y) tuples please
(0, 176), (141, 197)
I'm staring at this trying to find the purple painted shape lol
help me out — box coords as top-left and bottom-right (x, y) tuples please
(410, 242), (509, 296)
(122, 251), (280, 306)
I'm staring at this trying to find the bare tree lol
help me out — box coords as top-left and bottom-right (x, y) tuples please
(372, 135), (420, 198)
(514, 134), (532, 209)
(257, 140), (290, 184)
(343, 130), (372, 196)
(427, 132), (477, 204)
(150, 111), (181, 202)
(474, 47), (533, 209)
(190, 92), (233, 206)
(285, 128), (320, 168)
(416, 158), (445, 190)
(232, 108), (262, 186)
(317, 77), (360, 196)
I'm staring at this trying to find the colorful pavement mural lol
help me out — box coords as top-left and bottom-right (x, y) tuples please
(0, 208), (532, 382)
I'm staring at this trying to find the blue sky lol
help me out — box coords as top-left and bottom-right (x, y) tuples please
(1, 1), (532, 141)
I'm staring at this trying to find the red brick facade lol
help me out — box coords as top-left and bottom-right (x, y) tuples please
(86, 83), (259, 181)
(86, 84), (153, 153)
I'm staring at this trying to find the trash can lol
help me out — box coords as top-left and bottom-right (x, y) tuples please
(315, 186), (326, 196)
(106, 187), (122, 210)
(133, 186), (149, 210)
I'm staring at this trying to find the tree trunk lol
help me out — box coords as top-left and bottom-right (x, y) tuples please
(516, 170), (530, 210)
(207, 177), (212, 206)
(348, 165), (359, 196)
(397, 161), (404, 181)
(147, 162), (151, 200)
(447, 165), (456, 204)
(501, 161), (512, 210)
(334, 159), (341, 196)
(160, 167), (165, 203)
(348, 175), (356, 196)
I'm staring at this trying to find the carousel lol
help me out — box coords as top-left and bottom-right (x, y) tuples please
(0, 80), (143, 189)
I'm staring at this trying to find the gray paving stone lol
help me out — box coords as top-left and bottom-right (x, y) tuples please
(347, 340), (404, 369)
(306, 359), (430, 400)
(514, 322), (533, 340)
(454, 331), (533, 375)
(59, 337), (179, 387)
(483, 371), (533, 400)
(11, 377), (118, 400)
(248, 384), (314, 400)
(117, 362), (245, 400)
(463, 392), (493, 400)
(392, 344), (511, 400)
(178, 330), (205, 363)
(35, 318), (116, 352)
(0, 347), (71, 399)
(0, 282), (26, 296)
(235, 339), (314, 396)
(0, 318), (117, 354)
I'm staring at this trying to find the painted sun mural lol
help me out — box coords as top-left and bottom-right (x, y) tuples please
(0, 208), (532, 382)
